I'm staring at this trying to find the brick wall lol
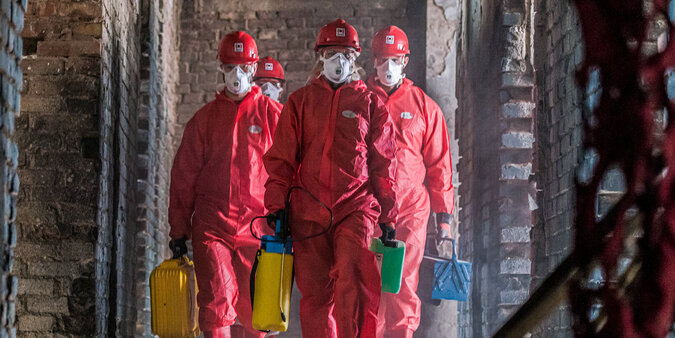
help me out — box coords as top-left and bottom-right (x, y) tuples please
(530, 0), (582, 335)
(177, 0), (426, 136)
(494, 0), (537, 334)
(16, 0), (182, 336)
(529, 1), (667, 336)
(455, 0), (537, 336)
(98, 0), (146, 335)
(133, 0), (181, 336)
(455, 0), (502, 335)
(16, 1), (102, 336)
(0, 0), (24, 336)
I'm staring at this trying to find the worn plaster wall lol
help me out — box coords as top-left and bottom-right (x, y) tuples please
(417, 0), (460, 336)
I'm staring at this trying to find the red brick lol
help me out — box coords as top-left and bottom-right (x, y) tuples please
(22, 58), (65, 75)
(72, 23), (102, 38)
(56, 2), (101, 19)
(33, 1), (57, 17)
(37, 39), (101, 57)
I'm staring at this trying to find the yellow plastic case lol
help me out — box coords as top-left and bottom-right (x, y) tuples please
(150, 257), (200, 337)
(251, 250), (294, 332)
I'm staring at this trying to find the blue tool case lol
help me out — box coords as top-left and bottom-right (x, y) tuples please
(421, 239), (472, 302)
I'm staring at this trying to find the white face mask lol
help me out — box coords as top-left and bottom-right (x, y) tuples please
(259, 82), (283, 102)
(223, 66), (254, 95)
(321, 53), (352, 84)
(375, 59), (404, 87)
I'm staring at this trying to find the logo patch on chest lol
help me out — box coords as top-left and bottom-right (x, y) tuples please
(249, 125), (263, 134)
(342, 110), (357, 119)
(400, 112), (413, 120)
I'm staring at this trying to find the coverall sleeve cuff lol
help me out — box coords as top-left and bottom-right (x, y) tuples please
(169, 223), (191, 240)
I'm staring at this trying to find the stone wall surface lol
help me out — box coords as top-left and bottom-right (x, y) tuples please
(16, 0), (181, 337)
(133, 1), (181, 336)
(455, 0), (502, 335)
(16, 1), (102, 336)
(529, 0), (583, 335)
(455, 0), (537, 336)
(97, 0), (143, 335)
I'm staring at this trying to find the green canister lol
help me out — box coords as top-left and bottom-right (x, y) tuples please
(369, 237), (406, 294)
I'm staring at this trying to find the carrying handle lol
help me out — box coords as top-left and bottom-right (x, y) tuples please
(278, 246), (287, 323)
(250, 250), (260, 309)
(249, 186), (334, 243)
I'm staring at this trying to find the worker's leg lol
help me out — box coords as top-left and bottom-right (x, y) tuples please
(294, 219), (338, 337)
(231, 236), (267, 338)
(332, 212), (381, 338)
(376, 201), (429, 338)
(192, 219), (239, 336)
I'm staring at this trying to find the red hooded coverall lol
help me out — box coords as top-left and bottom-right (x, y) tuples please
(264, 76), (398, 337)
(367, 76), (455, 338)
(169, 86), (282, 337)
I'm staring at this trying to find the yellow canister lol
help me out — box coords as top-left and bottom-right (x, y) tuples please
(150, 257), (200, 337)
(251, 249), (294, 332)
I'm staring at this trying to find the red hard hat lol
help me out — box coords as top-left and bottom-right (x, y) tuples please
(218, 31), (258, 64)
(372, 26), (409, 56)
(314, 19), (360, 53)
(254, 56), (285, 82)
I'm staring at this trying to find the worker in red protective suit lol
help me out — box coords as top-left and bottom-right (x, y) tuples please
(253, 56), (285, 102)
(263, 19), (399, 338)
(168, 31), (282, 338)
(367, 26), (455, 338)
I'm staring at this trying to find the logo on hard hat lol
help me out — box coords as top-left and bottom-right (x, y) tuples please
(265, 63), (274, 71)
(401, 112), (413, 119)
(234, 42), (244, 53)
(249, 125), (263, 134)
(386, 35), (395, 44)
(342, 110), (357, 119)
(397, 43), (404, 50)
(336, 28), (345, 37)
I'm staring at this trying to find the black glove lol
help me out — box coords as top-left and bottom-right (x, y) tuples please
(379, 223), (397, 247)
(169, 237), (187, 259)
(266, 209), (286, 231)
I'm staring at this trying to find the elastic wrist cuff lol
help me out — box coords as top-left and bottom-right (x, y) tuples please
(436, 212), (452, 225)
